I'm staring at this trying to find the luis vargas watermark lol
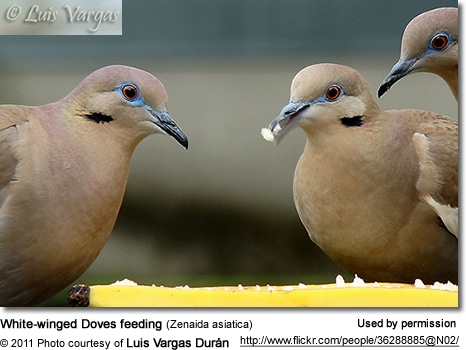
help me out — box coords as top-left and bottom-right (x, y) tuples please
(4, 3), (120, 33)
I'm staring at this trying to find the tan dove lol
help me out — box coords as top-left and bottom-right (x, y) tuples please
(262, 63), (457, 284)
(378, 7), (458, 100)
(0, 65), (188, 306)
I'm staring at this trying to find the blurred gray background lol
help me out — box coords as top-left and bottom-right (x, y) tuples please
(0, 0), (458, 305)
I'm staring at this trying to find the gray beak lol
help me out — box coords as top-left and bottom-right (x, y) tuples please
(261, 101), (310, 144)
(378, 57), (417, 98)
(151, 110), (188, 149)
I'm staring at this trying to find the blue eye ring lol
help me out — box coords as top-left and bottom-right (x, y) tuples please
(429, 32), (451, 51)
(121, 83), (139, 101)
(325, 84), (342, 101)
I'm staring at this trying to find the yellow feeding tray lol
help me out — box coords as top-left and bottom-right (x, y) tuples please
(67, 275), (458, 307)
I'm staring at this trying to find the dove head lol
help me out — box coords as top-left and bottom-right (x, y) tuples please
(63, 65), (188, 149)
(401, 8), (457, 71)
(378, 8), (458, 98)
(264, 63), (381, 143)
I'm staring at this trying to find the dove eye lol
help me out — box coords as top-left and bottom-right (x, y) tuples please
(430, 33), (450, 51)
(121, 84), (139, 101)
(325, 85), (342, 101)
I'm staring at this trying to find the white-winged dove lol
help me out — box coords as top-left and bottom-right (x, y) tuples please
(262, 63), (457, 284)
(378, 7), (458, 100)
(0, 65), (188, 306)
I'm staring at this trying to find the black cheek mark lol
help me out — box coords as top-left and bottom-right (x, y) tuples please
(85, 113), (114, 124)
(341, 116), (363, 127)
